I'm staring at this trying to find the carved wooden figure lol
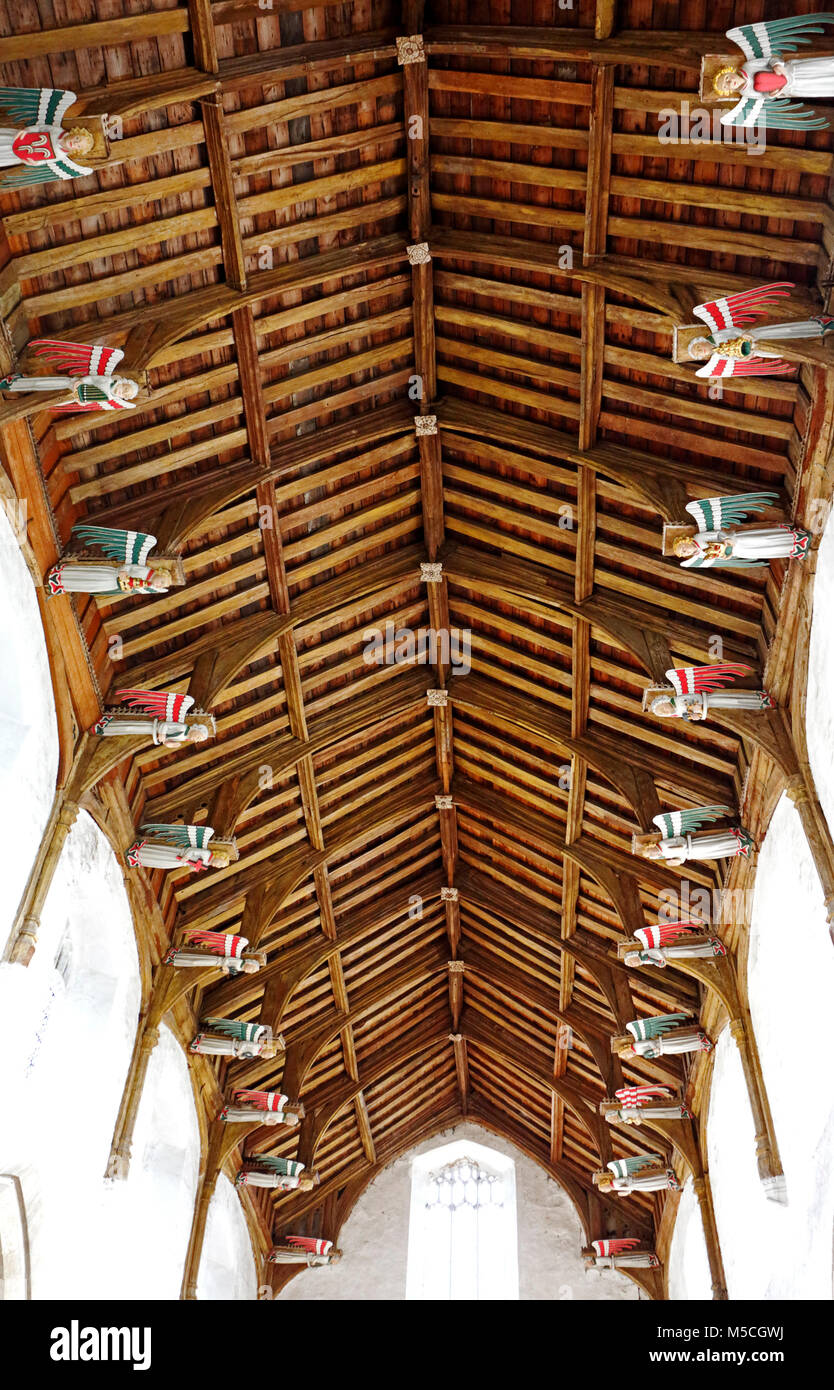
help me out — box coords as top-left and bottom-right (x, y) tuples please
(220, 1089), (303, 1127)
(633, 805), (755, 866)
(600, 1085), (693, 1126)
(593, 1154), (680, 1197)
(662, 493), (811, 569)
(1, 341), (140, 410)
(613, 1013), (713, 1060)
(0, 88), (98, 187)
(675, 283), (833, 379)
(127, 828), (236, 875)
(190, 1019), (283, 1059)
(644, 663), (774, 721)
(92, 688), (215, 747)
(583, 1238), (660, 1269)
(46, 526), (185, 598)
(623, 921), (727, 969)
(706, 14), (834, 131)
(268, 1237), (341, 1266)
(164, 930), (262, 977)
(235, 1156), (318, 1191)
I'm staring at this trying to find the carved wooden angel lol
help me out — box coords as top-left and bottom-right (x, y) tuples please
(190, 1019), (283, 1060)
(713, 14), (834, 131)
(601, 1085), (693, 1126)
(664, 492), (810, 568)
(634, 805), (755, 866)
(235, 1156), (317, 1192)
(583, 1238), (660, 1270)
(614, 1013), (713, 1060)
(623, 922), (727, 970)
(128, 827), (236, 876)
(684, 283), (833, 378)
(0, 88), (96, 187)
(268, 1237), (341, 1266)
(594, 1154), (680, 1197)
(0, 340), (139, 411)
(46, 526), (185, 598)
(221, 1089), (303, 1127)
(92, 688), (214, 747)
(644, 663), (774, 721)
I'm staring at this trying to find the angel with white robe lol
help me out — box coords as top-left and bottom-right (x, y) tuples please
(602, 1085), (693, 1126)
(236, 1156), (317, 1192)
(669, 493), (810, 569)
(128, 825), (233, 875)
(595, 1154), (680, 1197)
(624, 922), (727, 970)
(684, 283), (833, 379)
(584, 1238), (660, 1270)
(46, 526), (185, 598)
(616, 1013), (713, 1060)
(221, 1089), (303, 1127)
(636, 805), (755, 866)
(92, 688), (213, 747)
(646, 663), (774, 721)
(712, 14), (834, 132)
(190, 1019), (283, 1060)
(0, 340), (139, 411)
(165, 930), (261, 977)
(0, 88), (96, 188)
(268, 1237), (341, 1266)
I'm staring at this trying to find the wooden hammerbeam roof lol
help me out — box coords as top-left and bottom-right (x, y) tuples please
(2, 0), (832, 1289)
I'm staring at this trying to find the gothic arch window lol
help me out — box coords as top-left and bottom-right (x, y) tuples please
(405, 1139), (519, 1300)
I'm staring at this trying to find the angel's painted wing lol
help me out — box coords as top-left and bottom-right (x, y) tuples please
(608, 1154), (664, 1177)
(232, 1089), (287, 1111)
(29, 339), (125, 376)
(286, 1237), (332, 1254)
(685, 492), (780, 532)
(201, 1017), (260, 1042)
(665, 663), (752, 695)
(139, 821), (213, 848)
(0, 151), (92, 188)
(643, 1013), (692, 1039)
(719, 95), (830, 132)
(70, 525), (156, 565)
(114, 688), (194, 721)
(694, 351), (794, 379)
(0, 86), (78, 127)
(652, 805), (733, 837)
(727, 14), (834, 61)
(692, 283), (793, 334)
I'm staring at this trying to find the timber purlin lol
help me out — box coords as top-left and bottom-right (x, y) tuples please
(1, 0), (831, 1302)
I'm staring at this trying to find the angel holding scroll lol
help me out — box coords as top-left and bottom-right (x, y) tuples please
(92, 688), (214, 747)
(0, 88), (96, 187)
(1, 341), (140, 410)
(128, 827), (236, 875)
(713, 14), (834, 132)
(634, 805), (755, 866)
(46, 526), (185, 598)
(666, 493), (810, 569)
(594, 1154), (680, 1197)
(685, 283), (833, 379)
(645, 663), (774, 721)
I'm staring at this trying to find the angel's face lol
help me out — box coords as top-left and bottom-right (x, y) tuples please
(641, 844), (663, 861)
(687, 339), (714, 362)
(112, 377), (140, 399)
(188, 724), (210, 742)
(651, 698), (676, 718)
(61, 129), (95, 156)
(673, 538), (698, 560)
(715, 70), (745, 95)
(210, 850), (230, 869)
